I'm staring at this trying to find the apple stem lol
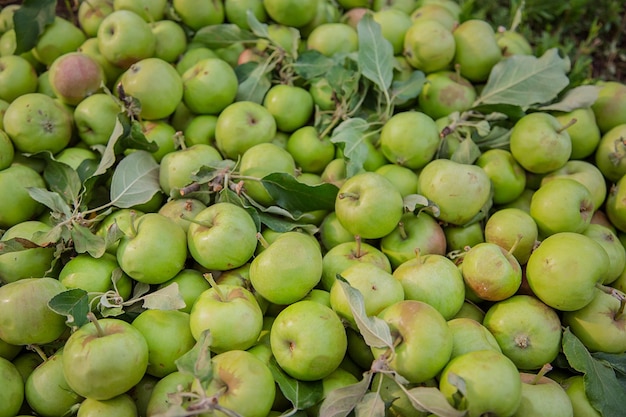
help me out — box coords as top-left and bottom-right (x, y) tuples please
(453, 63), (462, 83)
(174, 131), (186, 150)
(27, 344), (48, 362)
(398, 222), (408, 240)
(256, 232), (270, 249)
(508, 235), (522, 255)
(557, 118), (577, 133)
(355, 235), (362, 258)
(531, 363), (553, 385)
(127, 210), (138, 238)
(338, 192), (359, 201)
(179, 182), (201, 196)
(87, 311), (105, 338)
(205, 273), (227, 302)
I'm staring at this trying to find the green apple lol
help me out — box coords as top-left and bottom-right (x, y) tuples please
(114, 0), (167, 21)
(496, 28), (533, 57)
(32, 17), (87, 66)
(263, 0), (317, 27)
(582, 224), (626, 284)
(150, 19), (187, 63)
(476, 149), (526, 205)
(403, 19), (455, 73)
(418, 158), (492, 226)
(157, 269), (211, 314)
(393, 253), (465, 320)
(77, 0), (114, 37)
(418, 70), (477, 120)
(145, 371), (194, 415)
(188, 202), (258, 271)
(553, 107), (601, 160)
(0, 164), (45, 229)
(136, 119), (177, 162)
(375, 163), (419, 197)
(318, 211), (354, 251)
(77, 394), (138, 417)
(321, 240), (392, 290)
(447, 317), (501, 360)
(157, 198), (206, 232)
(525, 232), (609, 311)
(55, 147), (99, 171)
(483, 295), (562, 370)
(215, 100), (277, 159)
(321, 157), (348, 188)
(530, 177), (594, 236)
(411, 3), (456, 30)
(307, 22), (359, 56)
(563, 375), (602, 417)
(95, 208), (145, 254)
(286, 126), (336, 174)
(0, 277), (67, 346)
(372, 300), (453, 383)
(0, 130), (13, 170)
(439, 350), (522, 417)
(509, 112), (572, 174)
(3, 92), (73, 154)
(78, 37), (126, 89)
(591, 80), (626, 133)
(120, 57), (183, 120)
(484, 207), (538, 265)
(116, 213), (188, 284)
(182, 114), (218, 147)
(452, 300), (486, 322)
(190, 283), (263, 353)
(48, 52), (105, 106)
(159, 143), (223, 196)
(606, 173), (626, 233)
(0, 221), (55, 284)
(594, 124), (626, 183)
(97, 10), (156, 69)
(373, 8), (413, 55)
(132, 309), (195, 377)
(181, 57), (238, 115)
(0, 337), (20, 361)
(460, 241), (522, 301)
(308, 367), (360, 416)
(172, 0), (225, 31)
(335, 171), (404, 239)
(541, 160), (607, 215)
(453, 19), (502, 82)
(380, 211), (447, 269)
(270, 300), (347, 381)
(0, 4), (19, 33)
(12, 351), (44, 384)
(175, 47), (219, 76)
(25, 349), (83, 417)
(224, 0), (268, 30)
(513, 372), (574, 417)
(0, 356), (23, 417)
(330, 262), (404, 328)
(250, 231), (323, 305)
(0, 54), (38, 102)
(562, 287), (626, 353)
(264, 84), (314, 133)
(379, 110), (440, 169)
(63, 317), (149, 401)
(443, 221), (485, 252)
(200, 349), (275, 417)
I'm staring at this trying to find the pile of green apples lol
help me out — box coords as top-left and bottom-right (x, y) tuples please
(1, 0), (626, 416)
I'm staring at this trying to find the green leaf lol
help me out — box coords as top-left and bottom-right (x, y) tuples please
(403, 194), (441, 217)
(246, 9), (269, 38)
(257, 212), (318, 234)
(13, 0), (56, 54)
(471, 103), (526, 121)
(474, 48), (570, 108)
(27, 187), (72, 218)
(261, 172), (339, 213)
(562, 327), (624, 417)
(405, 386), (467, 417)
(92, 116), (125, 177)
(319, 373), (372, 417)
(537, 85), (603, 112)
(44, 160), (82, 205)
(48, 288), (90, 330)
(119, 117), (159, 153)
(331, 118), (370, 178)
(192, 24), (257, 49)
(109, 150), (160, 208)
(141, 283), (187, 311)
(268, 357), (324, 410)
(236, 61), (273, 104)
(336, 276), (394, 350)
(390, 70), (426, 102)
(357, 14), (394, 92)
(354, 392), (385, 417)
(71, 223), (106, 258)
(592, 351), (626, 376)
(176, 329), (213, 390)
(0, 237), (41, 255)
(293, 50), (337, 80)
(450, 138), (482, 165)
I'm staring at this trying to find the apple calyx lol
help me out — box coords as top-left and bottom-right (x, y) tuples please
(338, 191), (360, 201)
(87, 311), (106, 338)
(608, 137), (626, 166)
